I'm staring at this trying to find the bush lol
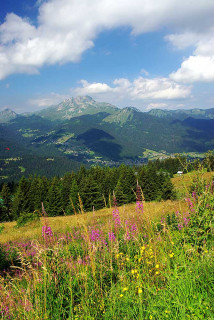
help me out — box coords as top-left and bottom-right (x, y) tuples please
(0, 244), (20, 273)
(0, 224), (5, 234)
(16, 211), (40, 228)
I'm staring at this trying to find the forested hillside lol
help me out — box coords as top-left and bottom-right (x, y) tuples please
(0, 158), (182, 222)
(1, 97), (214, 183)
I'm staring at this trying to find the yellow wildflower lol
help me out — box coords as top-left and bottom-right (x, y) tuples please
(131, 269), (138, 274)
(155, 264), (159, 269)
(122, 287), (128, 292)
(138, 288), (142, 294)
(119, 294), (124, 298)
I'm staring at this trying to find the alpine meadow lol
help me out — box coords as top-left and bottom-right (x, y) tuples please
(0, 0), (214, 319)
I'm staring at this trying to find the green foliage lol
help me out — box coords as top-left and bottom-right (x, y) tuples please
(0, 224), (5, 234)
(11, 176), (31, 219)
(184, 184), (214, 249)
(16, 211), (40, 228)
(0, 169), (214, 319)
(0, 244), (20, 272)
(45, 177), (64, 216)
(1, 159), (176, 221)
(1, 183), (12, 221)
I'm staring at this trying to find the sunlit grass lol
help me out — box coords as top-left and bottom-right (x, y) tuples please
(0, 199), (187, 244)
(0, 170), (213, 319)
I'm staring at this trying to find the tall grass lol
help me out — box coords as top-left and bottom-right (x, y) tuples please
(0, 171), (213, 319)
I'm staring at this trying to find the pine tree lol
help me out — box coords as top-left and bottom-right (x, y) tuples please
(45, 177), (63, 216)
(69, 178), (79, 214)
(80, 175), (104, 211)
(61, 173), (74, 211)
(11, 176), (31, 220)
(115, 178), (128, 205)
(1, 183), (12, 221)
(161, 178), (176, 200)
(115, 165), (136, 205)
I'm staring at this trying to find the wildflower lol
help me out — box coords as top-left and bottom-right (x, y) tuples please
(140, 246), (146, 253)
(122, 287), (128, 292)
(108, 232), (116, 242)
(90, 229), (100, 241)
(149, 316), (153, 319)
(155, 264), (159, 269)
(138, 288), (142, 294)
(178, 223), (183, 231)
(165, 310), (170, 314)
(131, 269), (138, 274)
(42, 225), (53, 238)
(119, 294), (124, 298)
(155, 271), (159, 275)
(169, 253), (174, 258)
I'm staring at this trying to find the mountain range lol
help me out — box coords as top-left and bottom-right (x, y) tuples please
(0, 96), (214, 181)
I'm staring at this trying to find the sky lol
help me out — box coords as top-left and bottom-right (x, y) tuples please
(0, 0), (214, 113)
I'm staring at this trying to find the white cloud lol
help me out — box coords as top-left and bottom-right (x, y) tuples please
(131, 77), (191, 99)
(140, 69), (150, 76)
(170, 55), (214, 83)
(76, 80), (112, 95)
(145, 103), (168, 110)
(1, 0), (214, 79)
(167, 26), (214, 83)
(29, 92), (69, 108)
(75, 76), (191, 101)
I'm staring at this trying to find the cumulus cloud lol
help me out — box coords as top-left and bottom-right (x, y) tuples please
(75, 76), (191, 101)
(1, 0), (214, 79)
(170, 55), (214, 83)
(76, 80), (112, 95)
(167, 26), (214, 83)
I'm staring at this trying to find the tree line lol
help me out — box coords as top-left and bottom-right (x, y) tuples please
(0, 158), (180, 222)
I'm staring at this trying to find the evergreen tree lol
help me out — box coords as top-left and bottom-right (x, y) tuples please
(45, 177), (63, 216)
(28, 176), (49, 212)
(80, 175), (104, 211)
(69, 178), (79, 214)
(1, 183), (12, 221)
(61, 172), (74, 211)
(161, 178), (176, 200)
(115, 178), (128, 205)
(114, 165), (136, 205)
(11, 176), (31, 220)
(140, 165), (159, 201)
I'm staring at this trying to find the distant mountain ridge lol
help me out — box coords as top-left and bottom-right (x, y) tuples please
(0, 96), (214, 181)
(0, 108), (18, 123)
(35, 96), (119, 121)
(148, 108), (214, 120)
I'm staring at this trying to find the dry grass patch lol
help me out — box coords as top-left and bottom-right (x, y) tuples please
(172, 170), (214, 198)
(0, 199), (187, 244)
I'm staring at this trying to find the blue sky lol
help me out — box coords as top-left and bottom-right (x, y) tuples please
(0, 0), (214, 113)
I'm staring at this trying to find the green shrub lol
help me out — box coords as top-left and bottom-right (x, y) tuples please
(0, 224), (5, 234)
(16, 211), (40, 228)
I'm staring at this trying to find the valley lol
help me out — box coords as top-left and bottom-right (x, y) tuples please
(0, 96), (214, 181)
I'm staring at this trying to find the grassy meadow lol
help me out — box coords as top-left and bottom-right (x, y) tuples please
(0, 170), (214, 319)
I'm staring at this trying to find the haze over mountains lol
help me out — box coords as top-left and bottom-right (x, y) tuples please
(0, 96), (214, 181)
